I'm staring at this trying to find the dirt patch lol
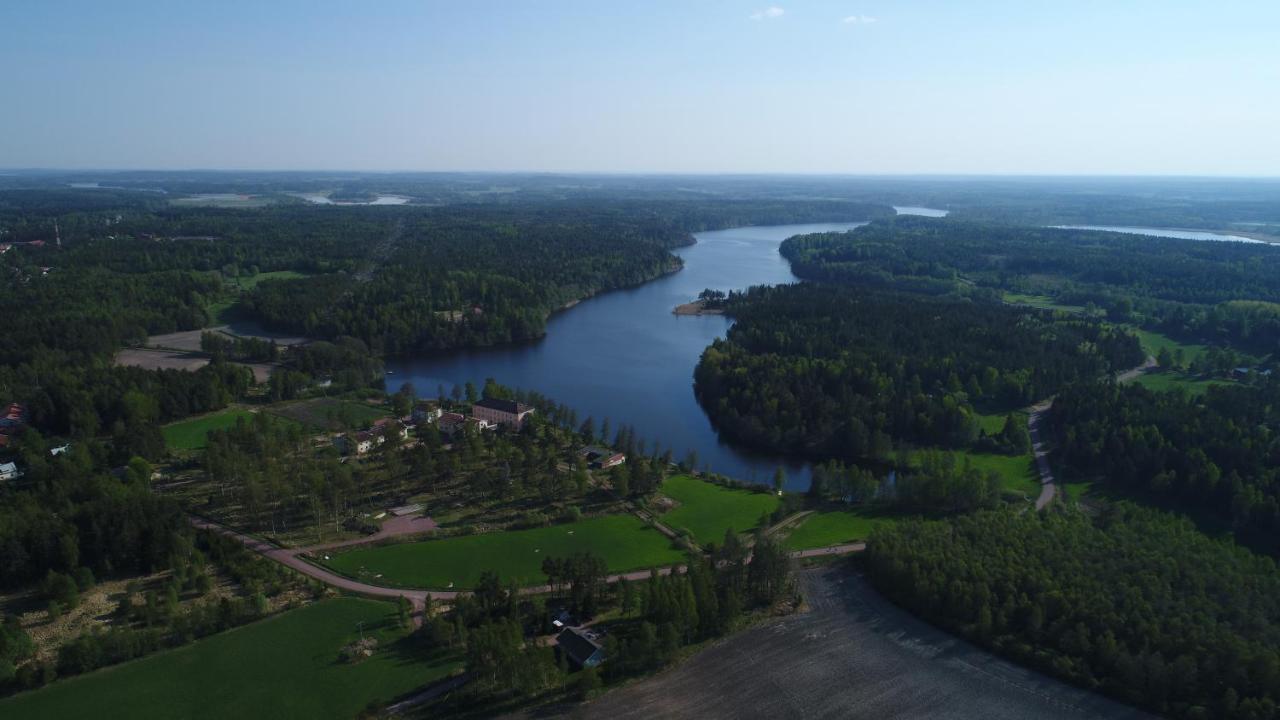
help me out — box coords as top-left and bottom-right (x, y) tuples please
(576, 566), (1152, 720)
(115, 348), (210, 373)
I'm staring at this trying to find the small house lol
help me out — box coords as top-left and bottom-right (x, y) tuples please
(556, 627), (606, 669)
(580, 446), (626, 469)
(0, 462), (21, 482)
(412, 401), (443, 424)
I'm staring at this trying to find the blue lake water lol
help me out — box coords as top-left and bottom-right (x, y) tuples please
(386, 222), (871, 490)
(1052, 225), (1264, 243)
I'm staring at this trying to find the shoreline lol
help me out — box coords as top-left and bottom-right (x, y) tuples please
(673, 299), (726, 316)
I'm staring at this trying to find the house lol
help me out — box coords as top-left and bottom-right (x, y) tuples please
(556, 627), (606, 669)
(412, 400), (443, 424)
(0, 403), (28, 429)
(0, 244), (10, 255)
(580, 446), (626, 469)
(372, 417), (410, 440)
(50, 443), (71, 456)
(438, 412), (468, 434)
(472, 397), (534, 429)
(336, 429), (385, 456)
(0, 462), (21, 482)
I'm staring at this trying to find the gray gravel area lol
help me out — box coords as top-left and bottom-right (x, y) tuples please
(572, 565), (1153, 720)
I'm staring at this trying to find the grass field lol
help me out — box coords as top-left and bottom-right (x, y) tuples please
(323, 514), (683, 589)
(974, 410), (1027, 436)
(0, 599), (460, 720)
(267, 397), (391, 430)
(162, 409), (256, 450)
(782, 508), (895, 551)
(1002, 292), (1087, 314)
(960, 450), (1041, 497)
(1133, 371), (1231, 395)
(231, 270), (306, 290)
(1128, 327), (1208, 364)
(659, 475), (779, 545)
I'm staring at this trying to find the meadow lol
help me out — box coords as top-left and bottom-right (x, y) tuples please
(322, 514), (683, 589)
(162, 409), (257, 450)
(658, 474), (779, 546)
(782, 507), (894, 551)
(0, 599), (459, 720)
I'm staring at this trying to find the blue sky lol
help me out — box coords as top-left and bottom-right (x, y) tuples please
(2, 0), (1277, 174)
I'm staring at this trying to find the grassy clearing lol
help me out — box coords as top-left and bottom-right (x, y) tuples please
(659, 475), (779, 546)
(960, 450), (1040, 497)
(1002, 292), (1086, 314)
(1134, 371), (1231, 395)
(266, 397), (390, 431)
(230, 270), (306, 290)
(162, 409), (256, 450)
(782, 508), (895, 551)
(1128, 327), (1208, 364)
(974, 410), (1027, 436)
(323, 514), (683, 589)
(1064, 481), (1092, 504)
(0, 599), (460, 720)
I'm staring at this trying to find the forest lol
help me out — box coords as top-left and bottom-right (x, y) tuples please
(693, 283), (1143, 461)
(1050, 379), (1280, 556)
(865, 505), (1280, 719)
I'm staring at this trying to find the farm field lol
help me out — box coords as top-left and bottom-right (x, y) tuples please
(162, 409), (257, 450)
(1133, 371), (1231, 395)
(266, 397), (391, 430)
(1001, 292), (1087, 314)
(322, 514), (683, 589)
(658, 475), (779, 545)
(781, 508), (894, 551)
(0, 599), (459, 720)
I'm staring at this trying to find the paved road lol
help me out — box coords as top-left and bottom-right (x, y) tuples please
(572, 566), (1153, 720)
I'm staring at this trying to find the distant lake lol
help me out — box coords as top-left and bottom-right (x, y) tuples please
(1053, 225), (1264, 244)
(894, 206), (949, 217)
(294, 193), (410, 206)
(386, 222), (872, 490)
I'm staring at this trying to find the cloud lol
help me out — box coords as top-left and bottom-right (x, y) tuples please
(841, 15), (877, 24)
(750, 6), (785, 21)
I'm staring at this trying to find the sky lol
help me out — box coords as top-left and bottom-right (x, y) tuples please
(2, 0), (1278, 175)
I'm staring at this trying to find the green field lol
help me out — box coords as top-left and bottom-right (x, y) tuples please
(961, 450), (1041, 497)
(659, 475), (779, 546)
(162, 409), (256, 450)
(1133, 371), (1231, 395)
(266, 397), (391, 430)
(323, 514), (683, 589)
(974, 410), (1027, 436)
(0, 599), (459, 720)
(1128, 327), (1208, 364)
(782, 508), (895, 551)
(231, 270), (306, 290)
(1002, 292), (1087, 314)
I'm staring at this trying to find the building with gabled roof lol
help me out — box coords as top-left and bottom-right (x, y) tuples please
(472, 397), (534, 429)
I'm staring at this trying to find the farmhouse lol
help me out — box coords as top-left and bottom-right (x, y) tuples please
(472, 397), (534, 429)
(556, 627), (607, 669)
(580, 445), (626, 469)
(412, 400), (443, 424)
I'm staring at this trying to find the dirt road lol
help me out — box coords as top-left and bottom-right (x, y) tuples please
(573, 566), (1151, 720)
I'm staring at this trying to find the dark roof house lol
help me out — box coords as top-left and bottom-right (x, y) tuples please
(556, 627), (606, 669)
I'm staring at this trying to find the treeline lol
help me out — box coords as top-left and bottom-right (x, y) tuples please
(780, 217), (1280, 353)
(0, 448), (186, 590)
(1050, 379), (1280, 556)
(694, 283), (1143, 461)
(865, 505), (1280, 719)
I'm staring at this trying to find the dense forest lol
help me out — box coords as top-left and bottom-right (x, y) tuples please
(694, 283), (1143, 460)
(1050, 379), (1280, 556)
(782, 217), (1280, 353)
(866, 505), (1280, 719)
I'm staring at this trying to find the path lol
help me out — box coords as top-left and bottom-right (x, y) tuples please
(1027, 356), (1157, 511)
(572, 566), (1152, 720)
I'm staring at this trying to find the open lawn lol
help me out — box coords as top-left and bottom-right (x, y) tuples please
(162, 409), (257, 450)
(322, 514), (683, 589)
(1002, 292), (1087, 314)
(960, 450), (1040, 497)
(659, 475), (779, 545)
(267, 397), (391, 431)
(782, 508), (895, 551)
(1134, 371), (1231, 396)
(973, 410), (1027, 436)
(0, 599), (460, 720)
(1128, 327), (1208, 364)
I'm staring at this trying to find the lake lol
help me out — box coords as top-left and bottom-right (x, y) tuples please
(293, 193), (410, 205)
(894, 205), (949, 217)
(386, 221), (872, 490)
(1053, 225), (1264, 244)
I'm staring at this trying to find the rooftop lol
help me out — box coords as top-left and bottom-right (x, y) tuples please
(474, 397), (532, 415)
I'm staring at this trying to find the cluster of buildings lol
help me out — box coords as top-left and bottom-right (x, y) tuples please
(336, 397), (536, 456)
